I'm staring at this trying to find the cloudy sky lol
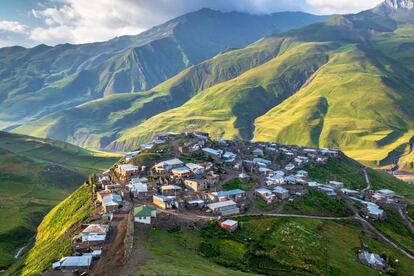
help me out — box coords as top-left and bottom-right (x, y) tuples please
(0, 0), (383, 47)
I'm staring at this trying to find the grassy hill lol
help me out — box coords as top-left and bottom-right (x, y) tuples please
(0, 10), (324, 126)
(8, 183), (96, 276)
(95, 6), (414, 170)
(14, 36), (288, 149)
(0, 131), (118, 270)
(126, 216), (414, 275)
(11, 2), (414, 170)
(107, 40), (334, 150)
(254, 37), (414, 167)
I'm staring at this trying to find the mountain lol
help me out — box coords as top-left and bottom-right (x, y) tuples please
(12, 1), (414, 170)
(373, 0), (414, 22)
(0, 131), (118, 270)
(0, 10), (325, 128)
(59, 1), (409, 170)
(14, 35), (287, 149)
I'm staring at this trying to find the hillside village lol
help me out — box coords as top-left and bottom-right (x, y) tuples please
(49, 132), (412, 274)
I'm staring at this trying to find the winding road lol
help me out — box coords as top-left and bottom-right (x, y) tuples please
(358, 167), (414, 260)
(354, 215), (414, 260)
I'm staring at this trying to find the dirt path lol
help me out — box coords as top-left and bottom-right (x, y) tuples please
(91, 202), (132, 276)
(397, 209), (414, 236)
(232, 212), (352, 220)
(349, 171), (414, 260)
(354, 215), (414, 260)
(362, 167), (371, 192)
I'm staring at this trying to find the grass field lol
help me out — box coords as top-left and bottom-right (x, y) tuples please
(373, 209), (414, 255)
(304, 156), (366, 190)
(0, 132), (119, 270)
(129, 227), (253, 275)
(283, 190), (353, 217)
(129, 216), (414, 275)
(223, 179), (257, 191)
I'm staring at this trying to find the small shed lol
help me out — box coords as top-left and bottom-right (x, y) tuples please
(221, 219), (239, 232)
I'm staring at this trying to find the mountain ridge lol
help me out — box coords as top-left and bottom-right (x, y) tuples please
(60, 2), (414, 171)
(0, 9), (325, 127)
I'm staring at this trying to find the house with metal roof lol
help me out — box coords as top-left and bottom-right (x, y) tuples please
(210, 189), (246, 202)
(98, 192), (122, 213)
(221, 219), (239, 232)
(134, 205), (156, 224)
(202, 147), (221, 158)
(171, 166), (191, 177)
(81, 224), (109, 244)
(52, 255), (92, 272)
(153, 195), (179, 209)
(207, 200), (239, 216)
(256, 188), (276, 203)
(273, 186), (289, 200)
(358, 251), (387, 270)
(161, 185), (183, 196)
(155, 158), (184, 172)
(127, 182), (148, 198)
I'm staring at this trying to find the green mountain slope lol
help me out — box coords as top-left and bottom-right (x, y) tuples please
(13, 1), (414, 169)
(0, 132), (118, 269)
(95, 2), (414, 169)
(0, 10), (325, 126)
(254, 39), (414, 166)
(108, 40), (335, 150)
(9, 183), (96, 276)
(14, 36), (288, 148)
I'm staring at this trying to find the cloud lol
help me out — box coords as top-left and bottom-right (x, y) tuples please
(0, 20), (28, 34)
(3, 0), (385, 46)
(306, 0), (383, 14)
(27, 0), (309, 45)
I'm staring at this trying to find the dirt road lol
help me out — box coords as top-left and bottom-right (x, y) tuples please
(91, 202), (132, 275)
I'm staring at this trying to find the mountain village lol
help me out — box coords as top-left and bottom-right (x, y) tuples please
(48, 132), (412, 274)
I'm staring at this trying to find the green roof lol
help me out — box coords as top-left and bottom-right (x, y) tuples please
(134, 205), (156, 217)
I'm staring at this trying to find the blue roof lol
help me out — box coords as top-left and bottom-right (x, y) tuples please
(213, 189), (245, 197)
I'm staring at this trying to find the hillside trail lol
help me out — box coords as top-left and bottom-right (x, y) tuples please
(90, 201), (132, 275)
(362, 167), (371, 192)
(356, 170), (414, 260)
(354, 215), (414, 261)
(391, 137), (414, 173)
(397, 209), (414, 236)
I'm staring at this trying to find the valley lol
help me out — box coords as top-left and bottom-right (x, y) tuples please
(0, 132), (119, 270)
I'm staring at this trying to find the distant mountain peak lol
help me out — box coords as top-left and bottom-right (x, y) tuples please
(384, 0), (414, 9)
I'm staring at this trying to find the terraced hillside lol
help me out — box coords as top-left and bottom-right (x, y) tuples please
(0, 132), (118, 270)
(0, 9), (324, 127)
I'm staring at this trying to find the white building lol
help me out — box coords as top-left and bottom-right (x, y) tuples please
(134, 205), (156, 224)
